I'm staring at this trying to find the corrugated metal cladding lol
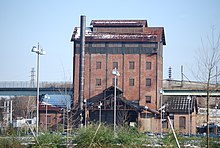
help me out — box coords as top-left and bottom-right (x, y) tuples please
(74, 42), (158, 54)
(75, 47), (157, 54)
(75, 43), (158, 48)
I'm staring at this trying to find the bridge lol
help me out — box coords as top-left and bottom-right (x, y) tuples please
(0, 81), (73, 96)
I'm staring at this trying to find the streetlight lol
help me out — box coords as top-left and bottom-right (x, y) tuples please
(187, 95), (191, 137)
(98, 101), (102, 123)
(44, 94), (50, 132)
(112, 67), (120, 137)
(83, 99), (87, 128)
(32, 42), (46, 136)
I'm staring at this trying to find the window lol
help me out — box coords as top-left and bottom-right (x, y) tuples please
(96, 61), (101, 69)
(92, 43), (105, 47)
(129, 61), (135, 69)
(146, 78), (151, 86)
(96, 78), (101, 86)
(145, 96), (151, 103)
(113, 62), (118, 69)
(112, 78), (118, 86)
(47, 116), (51, 124)
(146, 62), (151, 70)
(125, 44), (138, 47)
(129, 78), (134, 86)
(179, 116), (186, 129)
(162, 121), (168, 128)
(108, 43), (122, 47)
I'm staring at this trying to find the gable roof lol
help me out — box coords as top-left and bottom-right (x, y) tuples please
(164, 96), (197, 113)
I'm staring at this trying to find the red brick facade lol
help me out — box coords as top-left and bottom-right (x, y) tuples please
(39, 103), (62, 131)
(71, 20), (166, 132)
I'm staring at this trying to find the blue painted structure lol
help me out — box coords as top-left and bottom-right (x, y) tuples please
(0, 81), (73, 96)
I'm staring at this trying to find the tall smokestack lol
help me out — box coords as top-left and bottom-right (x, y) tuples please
(78, 15), (86, 127)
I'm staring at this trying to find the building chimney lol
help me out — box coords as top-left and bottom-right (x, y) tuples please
(78, 15), (86, 127)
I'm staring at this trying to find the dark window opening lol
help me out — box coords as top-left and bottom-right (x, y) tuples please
(179, 116), (186, 129)
(47, 116), (51, 124)
(129, 78), (135, 86)
(146, 62), (151, 70)
(113, 62), (118, 69)
(146, 78), (151, 86)
(96, 61), (101, 69)
(96, 78), (101, 86)
(162, 120), (168, 128)
(112, 78), (118, 86)
(145, 96), (151, 103)
(129, 61), (135, 69)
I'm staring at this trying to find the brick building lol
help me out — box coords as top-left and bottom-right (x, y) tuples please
(39, 102), (62, 131)
(71, 19), (166, 132)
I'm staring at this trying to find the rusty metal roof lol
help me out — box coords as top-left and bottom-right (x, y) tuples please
(90, 20), (148, 27)
(71, 20), (166, 45)
(164, 96), (197, 113)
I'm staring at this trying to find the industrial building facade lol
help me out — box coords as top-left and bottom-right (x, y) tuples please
(71, 19), (166, 132)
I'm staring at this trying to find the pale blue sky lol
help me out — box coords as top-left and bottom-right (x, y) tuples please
(0, 0), (220, 82)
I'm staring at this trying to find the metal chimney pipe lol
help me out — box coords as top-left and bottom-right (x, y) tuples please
(78, 15), (86, 127)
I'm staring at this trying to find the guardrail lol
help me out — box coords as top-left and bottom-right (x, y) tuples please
(0, 81), (72, 88)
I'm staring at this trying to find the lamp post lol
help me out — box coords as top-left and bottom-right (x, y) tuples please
(32, 43), (46, 136)
(187, 95), (191, 137)
(112, 67), (120, 137)
(44, 94), (50, 132)
(98, 101), (102, 123)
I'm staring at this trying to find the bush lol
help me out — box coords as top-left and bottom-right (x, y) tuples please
(74, 123), (146, 148)
(75, 123), (114, 147)
(162, 132), (180, 148)
(0, 137), (22, 148)
(35, 132), (63, 148)
(116, 126), (145, 147)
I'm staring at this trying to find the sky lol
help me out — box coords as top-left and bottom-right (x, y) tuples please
(0, 0), (220, 82)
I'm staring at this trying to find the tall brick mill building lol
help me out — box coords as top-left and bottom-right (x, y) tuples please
(71, 19), (166, 132)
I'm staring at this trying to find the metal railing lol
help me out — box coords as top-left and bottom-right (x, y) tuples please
(0, 81), (72, 89)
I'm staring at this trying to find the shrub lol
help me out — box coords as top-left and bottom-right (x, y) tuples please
(75, 123), (114, 147)
(75, 123), (146, 148)
(0, 137), (22, 148)
(116, 126), (145, 147)
(35, 132), (63, 148)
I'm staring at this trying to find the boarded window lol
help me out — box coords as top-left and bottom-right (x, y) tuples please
(113, 62), (118, 69)
(146, 62), (151, 70)
(47, 116), (51, 124)
(108, 43), (122, 47)
(96, 79), (101, 86)
(162, 120), (168, 128)
(96, 61), (101, 69)
(92, 43), (105, 47)
(125, 44), (139, 47)
(146, 78), (151, 86)
(145, 96), (151, 103)
(129, 61), (135, 69)
(112, 78), (118, 86)
(179, 116), (186, 129)
(129, 78), (134, 86)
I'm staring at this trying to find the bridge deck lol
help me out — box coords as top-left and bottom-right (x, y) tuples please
(0, 81), (73, 96)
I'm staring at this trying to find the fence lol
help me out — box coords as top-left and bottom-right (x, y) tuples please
(0, 81), (72, 89)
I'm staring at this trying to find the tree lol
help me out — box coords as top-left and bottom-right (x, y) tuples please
(13, 96), (36, 119)
(195, 27), (220, 148)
